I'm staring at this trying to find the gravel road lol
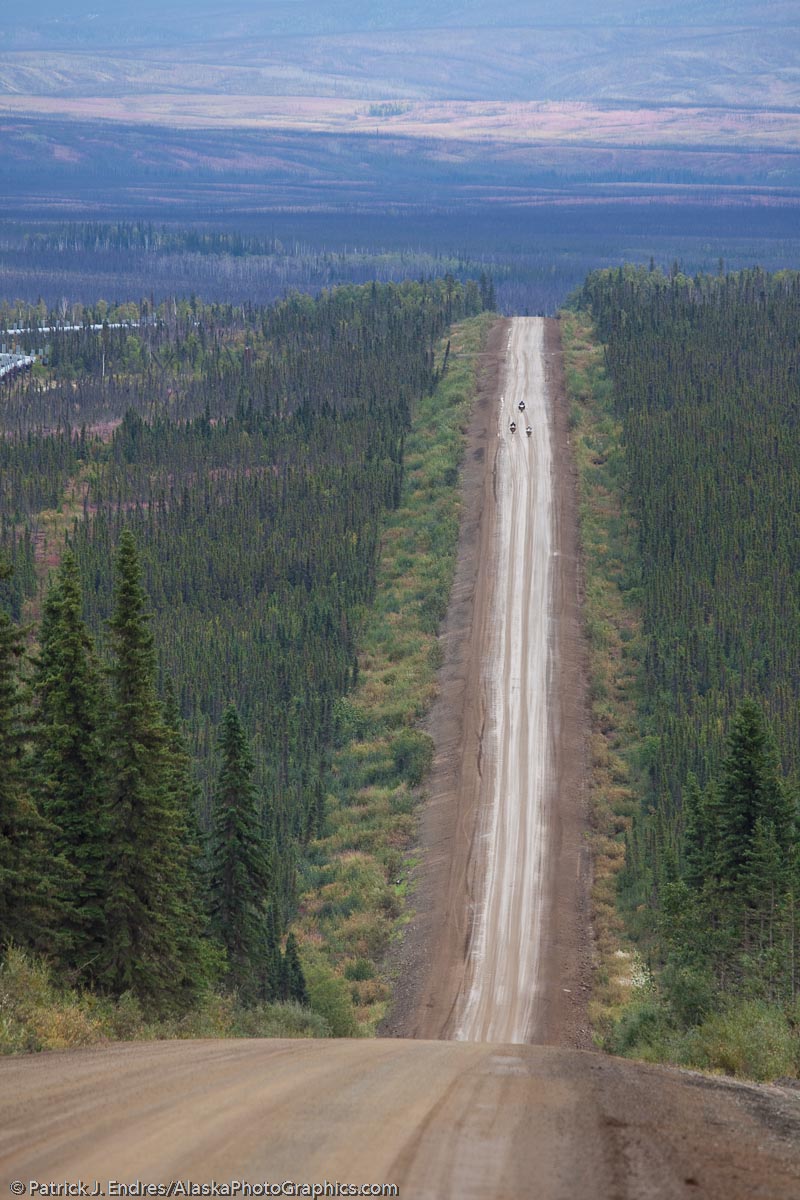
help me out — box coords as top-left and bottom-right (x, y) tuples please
(3, 1039), (800, 1199)
(455, 317), (552, 1042)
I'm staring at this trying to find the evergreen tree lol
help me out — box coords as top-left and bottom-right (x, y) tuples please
(0, 557), (32, 947)
(675, 700), (798, 998)
(100, 530), (212, 1011)
(716, 700), (794, 898)
(0, 280), (481, 1024)
(159, 676), (222, 993)
(281, 931), (308, 1005)
(681, 774), (711, 891)
(0, 556), (63, 952)
(746, 816), (784, 978)
(208, 705), (275, 1002)
(162, 678), (206, 905)
(264, 899), (284, 1003)
(29, 551), (108, 973)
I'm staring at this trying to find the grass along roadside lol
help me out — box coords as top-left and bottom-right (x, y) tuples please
(0, 946), (329, 1052)
(558, 309), (648, 1042)
(292, 313), (494, 1036)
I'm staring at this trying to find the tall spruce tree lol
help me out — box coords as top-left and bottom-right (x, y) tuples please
(716, 699), (794, 898)
(100, 530), (212, 1011)
(681, 774), (712, 891)
(0, 556), (66, 953)
(162, 678), (206, 901)
(676, 699), (799, 997)
(162, 676), (224, 1001)
(281, 931), (308, 1005)
(0, 558), (33, 948)
(29, 551), (107, 973)
(208, 705), (275, 1002)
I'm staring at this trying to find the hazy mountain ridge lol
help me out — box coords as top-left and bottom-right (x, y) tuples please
(6, 2), (799, 44)
(3, 2), (799, 108)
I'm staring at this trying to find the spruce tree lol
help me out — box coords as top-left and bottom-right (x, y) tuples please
(160, 676), (222, 996)
(0, 556), (66, 953)
(676, 700), (798, 995)
(100, 530), (212, 1011)
(264, 899), (284, 1001)
(162, 678), (206, 904)
(208, 705), (274, 1003)
(746, 817), (784, 970)
(716, 700), (794, 897)
(281, 931), (308, 1005)
(29, 551), (107, 973)
(681, 774), (712, 891)
(0, 560), (32, 947)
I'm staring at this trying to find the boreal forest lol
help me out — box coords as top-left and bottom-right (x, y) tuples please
(574, 266), (800, 1067)
(0, 278), (484, 1034)
(3, 258), (800, 1076)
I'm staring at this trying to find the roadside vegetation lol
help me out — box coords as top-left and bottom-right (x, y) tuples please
(559, 309), (646, 1036)
(0, 947), (329, 1053)
(293, 313), (492, 1034)
(565, 268), (800, 1080)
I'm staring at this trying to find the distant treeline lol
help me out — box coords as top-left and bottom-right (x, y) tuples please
(25, 223), (287, 257)
(576, 265), (800, 1024)
(1, 220), (500, 323)
(5, 202), (800, 318)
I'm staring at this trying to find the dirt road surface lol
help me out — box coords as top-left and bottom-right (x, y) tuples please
(455, 318), (552, 1042)
(4, 319), (800, 1198)
(385, 316), (590, 1044)
(3, 1039), (800, 1199)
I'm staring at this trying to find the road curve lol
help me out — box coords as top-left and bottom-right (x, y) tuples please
(3, 1039), (800, 1199)
(455, 317), (553, 1043)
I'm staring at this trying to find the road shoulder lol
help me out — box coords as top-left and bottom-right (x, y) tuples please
(380, 316), (508, 1039)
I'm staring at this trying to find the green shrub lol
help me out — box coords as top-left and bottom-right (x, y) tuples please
(343, 958), (375, 982)
(689, 1001), (799, 1081)
(612, 993), (800, 1081)
(391, 728), (434, 786)
(104, 991), (146, 1040)
(305, 961), (360, 1037)
(231, 1002), (331, 1039)
(661, 963), (717, 1028)
(608, 998), (670, 1057)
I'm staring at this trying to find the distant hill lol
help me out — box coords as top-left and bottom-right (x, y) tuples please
(3, 1), (799, 108)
